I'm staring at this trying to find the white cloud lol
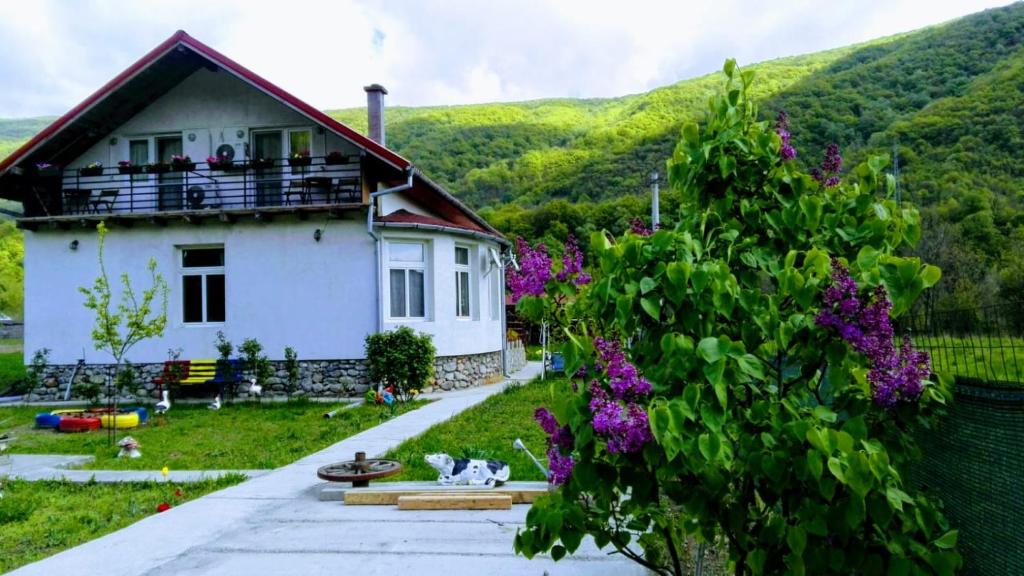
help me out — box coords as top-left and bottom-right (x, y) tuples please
(0, 0), (1014, 116)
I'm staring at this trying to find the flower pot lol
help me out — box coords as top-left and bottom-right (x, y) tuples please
(209, 161), (233, 171)
(80, 166), (103, 177)
(118, 165), (141, 175)
(288, 157), (312, 168)
(170, 162), (196, 172)
(146, 163), (170, 174)
(252, 159), (275, 169)
(324, 154), (349, 166)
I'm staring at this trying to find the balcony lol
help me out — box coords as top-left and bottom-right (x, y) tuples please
(23, 155), (364, 226)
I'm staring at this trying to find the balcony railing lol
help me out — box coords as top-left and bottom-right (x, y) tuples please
(52, 155), (362, 216)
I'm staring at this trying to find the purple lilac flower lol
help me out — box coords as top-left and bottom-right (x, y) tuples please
(534, 407), (576, 483)
(812, 143), (843, 188)
(547, 447), (575, 485)
(556, 234), (592, 286)
(775, 111), (797, 161)
(630, 217), (653, 237)
(507, 237), (552, 304)
(594, 338), (652, 400)
(586, 341), (654, 454)
(816, 259), (930, 407)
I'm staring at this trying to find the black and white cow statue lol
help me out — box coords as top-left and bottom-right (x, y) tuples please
(424, 453), (511, 486)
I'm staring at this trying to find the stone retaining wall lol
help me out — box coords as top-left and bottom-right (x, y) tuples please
(24, 350), (504, 402)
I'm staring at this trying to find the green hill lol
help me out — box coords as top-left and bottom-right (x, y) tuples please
(2, 3), (1024, 311)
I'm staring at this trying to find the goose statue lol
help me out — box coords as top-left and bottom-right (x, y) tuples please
(208, 394), (221, 410)
(155, 390), (171, 414)
(249, 377), (262, 397)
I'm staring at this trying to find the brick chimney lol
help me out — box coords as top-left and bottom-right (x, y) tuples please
(364, 84), (388, 146)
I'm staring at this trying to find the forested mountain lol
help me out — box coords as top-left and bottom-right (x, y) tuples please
(2, 3), (1024, 313)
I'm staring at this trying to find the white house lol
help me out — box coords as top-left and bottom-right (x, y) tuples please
(0, 31), (512, 398)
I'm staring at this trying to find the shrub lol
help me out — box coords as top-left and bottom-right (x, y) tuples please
(364, 326), (435, 401)
(23, 348), (50, 396)
(514, 61), (959, 576)
(284, 346), (299, 396)
(238, 337), (272, 389)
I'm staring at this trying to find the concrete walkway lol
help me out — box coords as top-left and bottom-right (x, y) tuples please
(1, 454), (269, 483)
(6, 363), (645, 576)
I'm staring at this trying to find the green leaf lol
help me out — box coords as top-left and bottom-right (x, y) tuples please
(920, 264), (941, 288)
(806, 451), (823, 481)
(723, 58), (736, 78)
(827, 457), (846, 483)
(551, 544), (566, 561)
(933, 530), (958, 550)
(697, 337), (726, 363)
(640, 276), (656, 295)
(787, 524), (807, 556)
(640, 297), (660, 319)
(698, 432), (721, 461)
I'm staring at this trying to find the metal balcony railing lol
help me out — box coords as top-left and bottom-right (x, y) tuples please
(54, 155), (362, 216)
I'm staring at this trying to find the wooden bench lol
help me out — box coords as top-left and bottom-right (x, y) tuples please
(155, 359), (244, 396)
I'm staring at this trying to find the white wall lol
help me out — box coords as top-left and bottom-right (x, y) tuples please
(25, 218), (376, 364)
(380, 230), (503, 356)
(25, 221), (503, 364)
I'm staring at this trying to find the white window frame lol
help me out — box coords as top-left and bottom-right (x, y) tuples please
(386, 240), (429, 321)
(179, 245), (226, 326)
(455, 244), (472, 319)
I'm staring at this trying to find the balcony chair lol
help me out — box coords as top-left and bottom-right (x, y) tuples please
(90, 190), (118, 213)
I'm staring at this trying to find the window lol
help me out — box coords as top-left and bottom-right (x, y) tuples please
(289, 129), (311, 157)
(455, 246), (471, 318)
(389, 242), (425, 319)
(129, 139), (148, 181)
(181, 247), (225, 324)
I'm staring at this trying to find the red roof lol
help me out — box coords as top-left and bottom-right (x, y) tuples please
(376, 209), (501, 237)
(0, 30), (410, 174)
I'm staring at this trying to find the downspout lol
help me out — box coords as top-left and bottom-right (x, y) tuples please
(367, 166), (415, 334)
(500, 248), (509, 376)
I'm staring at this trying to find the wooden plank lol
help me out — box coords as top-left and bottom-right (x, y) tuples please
(397, 493), (512, 511)
(341, 482), (548, 505)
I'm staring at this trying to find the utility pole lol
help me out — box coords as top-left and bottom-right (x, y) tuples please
(650, 170), (660, 228)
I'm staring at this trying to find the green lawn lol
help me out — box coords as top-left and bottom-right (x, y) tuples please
(0, 351), (25, 395)
(384, 378), (567, 482)
(2, 399), (425, 470)
(916, 335), (1024, 385)
(0, 476), (242, 573)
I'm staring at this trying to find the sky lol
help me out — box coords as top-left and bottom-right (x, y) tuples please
(0, 0), (1015, 117)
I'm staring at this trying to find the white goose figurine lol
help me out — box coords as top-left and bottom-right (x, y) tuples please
(208, 394), (221, 410)
(155, 390), (171, 414)
(249, 377), (262, 397)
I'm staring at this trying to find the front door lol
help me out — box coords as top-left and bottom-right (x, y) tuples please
(253, 131), (282, 207)
(157, 136), (183, 210)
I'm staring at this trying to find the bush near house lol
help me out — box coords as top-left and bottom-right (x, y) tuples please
(0, 351), (25, 395)
(364, 326), (436, 401)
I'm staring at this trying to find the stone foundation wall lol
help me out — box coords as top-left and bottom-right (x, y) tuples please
(431, 350), (503, 391)
(25, 350), (504, 402)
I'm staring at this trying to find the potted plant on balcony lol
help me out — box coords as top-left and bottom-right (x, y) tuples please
(206, 153), (233, 171)
(170, 154), (195, 172)
(80, 162), (104, 177)
(324, 151), (348, 165)
(252, 157), (275, 170)
(117, 160), (141, 175)
(287, 149), (312, 168)
(34, 162), (61, 178)
(146, 162), (170, 174)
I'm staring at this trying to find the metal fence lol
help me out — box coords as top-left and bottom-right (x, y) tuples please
(901, 303), (1024, 386)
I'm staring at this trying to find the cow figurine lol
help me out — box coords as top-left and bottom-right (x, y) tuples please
(424, 453), (511, 487)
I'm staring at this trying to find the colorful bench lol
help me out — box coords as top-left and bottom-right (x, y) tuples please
(155, 359), (244, 396)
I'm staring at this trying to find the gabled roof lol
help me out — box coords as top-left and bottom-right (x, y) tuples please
(0, 30), (410, 175)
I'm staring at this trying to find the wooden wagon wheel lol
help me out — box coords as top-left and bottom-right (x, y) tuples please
(317, 452), (402, 487)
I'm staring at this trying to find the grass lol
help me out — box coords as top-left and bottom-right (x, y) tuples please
(0, 351), (25, 395)
(916, 335), (1024, 386)
(0, 476), (242, 573)
(384, 377), (568, 482)
(2, 399), (426, 470)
